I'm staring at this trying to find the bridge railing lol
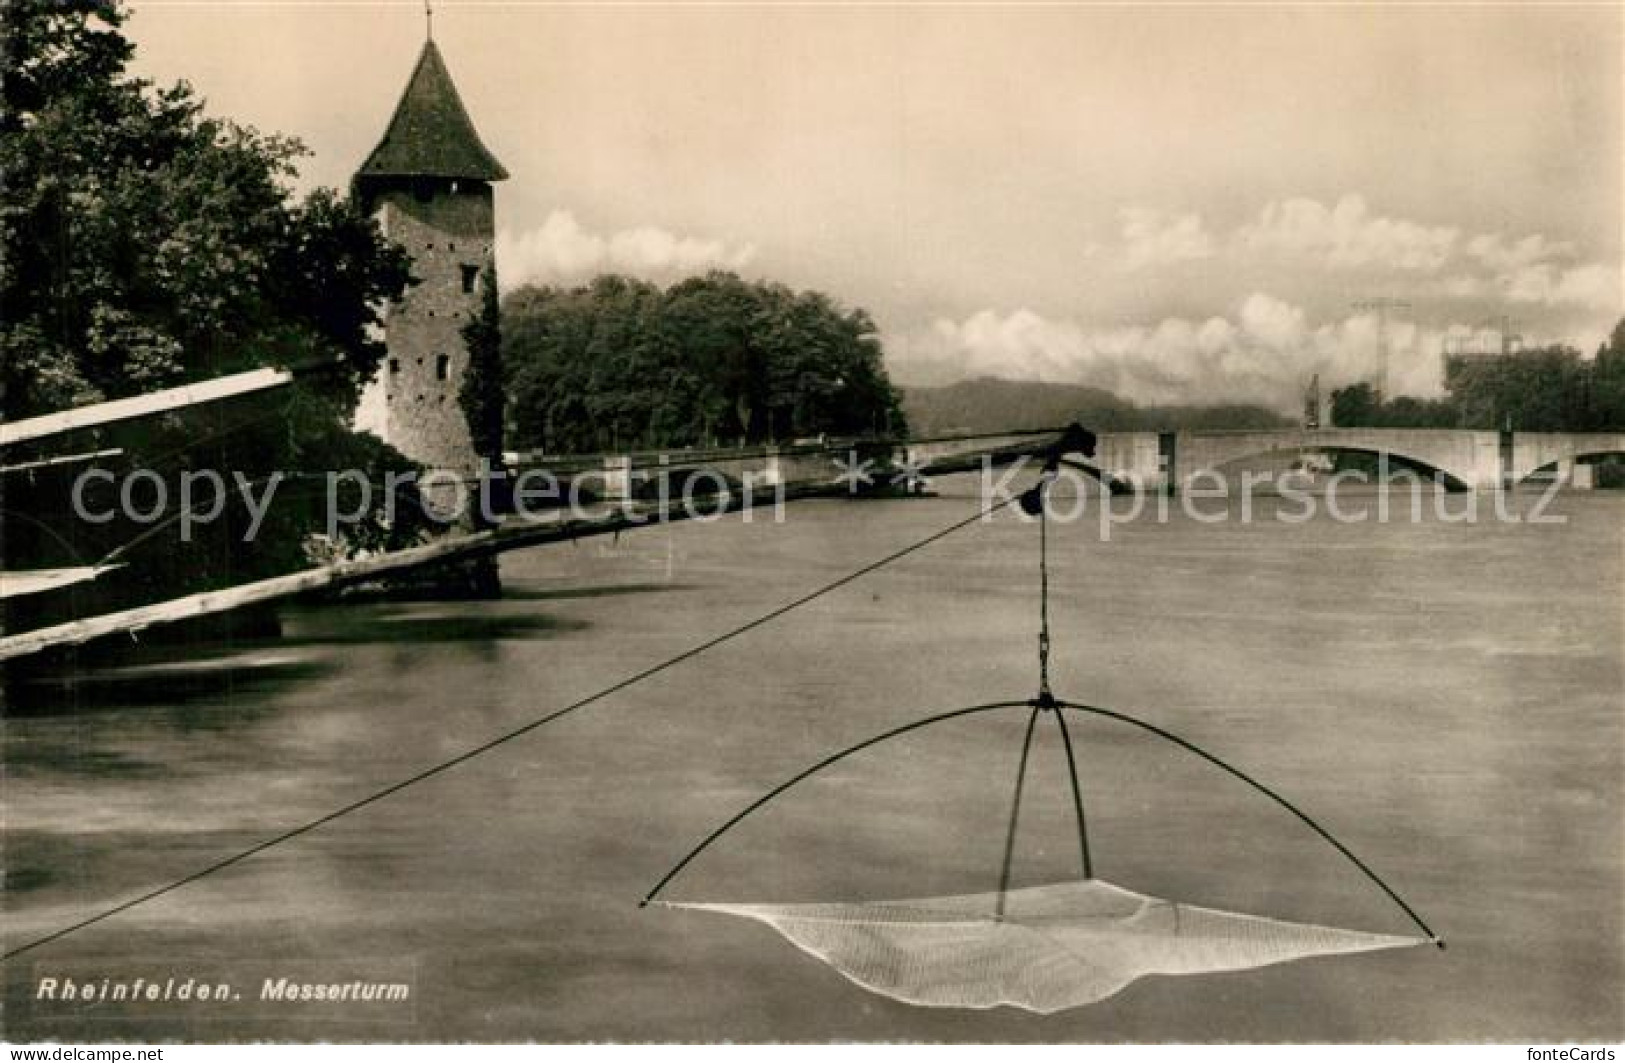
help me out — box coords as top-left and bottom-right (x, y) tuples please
(511, 428), (1063, 472)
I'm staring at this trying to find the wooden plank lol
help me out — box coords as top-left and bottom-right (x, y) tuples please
(0, 431), (1070, 662)
(0, 480), (840, 661)
(0, 368), (293, 448)
(0, 564), (125, 601)
(917, 443), (1050, 478)
(0, 447), (125, 475)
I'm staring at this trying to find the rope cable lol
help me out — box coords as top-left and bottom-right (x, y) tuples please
(2, 493), (1025, 962)
(642, 701), (1031, 907)
(1032, 465), (1092, 879)
(1037, 482), (1052, 700)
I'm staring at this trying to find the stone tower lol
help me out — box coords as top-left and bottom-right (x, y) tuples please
(353, 37), (508, 478)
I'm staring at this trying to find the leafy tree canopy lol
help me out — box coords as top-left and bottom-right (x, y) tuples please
(1330, 325), (1625, 432)
(1, 0), (425, 622)
(502, 272), (907, 453)
(0, 0), (411, 418)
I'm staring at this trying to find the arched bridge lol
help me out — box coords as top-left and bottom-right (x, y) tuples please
(916, 425), (1625, 494)
(8, 424), (1619, 661)
(1103, 429), (1625, 492)
(521, 427), (1625, 498)
(903, 425), (1625, 494)
(921, 428), (1625, 493)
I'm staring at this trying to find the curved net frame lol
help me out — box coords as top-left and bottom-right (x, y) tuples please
(644, 461), (1440, 1013)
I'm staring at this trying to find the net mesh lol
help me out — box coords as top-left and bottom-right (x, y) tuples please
(665, 878), (1424, 1013)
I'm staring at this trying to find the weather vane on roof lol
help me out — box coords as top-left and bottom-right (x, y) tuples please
(425, 0), (434, 41)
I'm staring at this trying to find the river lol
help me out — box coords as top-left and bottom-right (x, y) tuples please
(4, 477), (1621, 1041)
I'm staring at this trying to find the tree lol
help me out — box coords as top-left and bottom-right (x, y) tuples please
(1325, 337), (1624, 432)
(501, 272), (907, 453)
(1442, 345), (1593, 430)
(1592, 317), (1625, 429)
(0, 0), (411, 419)
(1, 0), (422, 627)
(1329, 383), (1380, 428)
(1379, 395), (1456, 429)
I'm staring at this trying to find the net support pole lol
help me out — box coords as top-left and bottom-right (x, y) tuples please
(1051, 707), (1094, 880)
(995, 706), (1042, 920)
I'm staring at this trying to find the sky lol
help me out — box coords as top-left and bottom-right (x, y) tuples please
(126, 1), (1623, 411)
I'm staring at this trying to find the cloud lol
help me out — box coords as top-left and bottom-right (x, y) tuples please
(495, 210), (756, 288)
(884, 194), (1616, 402)
(1503, 262), (1619, 309)
(886, 293), (1475, 411)
(1462, 232), (1577, 273)
(1235, 194), (1459, 272)
(1111, 194), (1612, 306)
(1116, 208), (1215, 270)
(1129, 191), (1618, 315)
(1446, 231), (1617, 310)
(1434, 274), (1489, 301)
(1237, 291), (1307, 349)
(1436, 262), (1618, 310)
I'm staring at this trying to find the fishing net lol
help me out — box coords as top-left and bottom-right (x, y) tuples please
(645, 461), (1440, 1013)
(663, 879), (1425, 1014)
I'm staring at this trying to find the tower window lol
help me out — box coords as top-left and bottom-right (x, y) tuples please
(436, 354), (452, 381)
(460, 264), (480, 293)
(387, 357), (400, 375)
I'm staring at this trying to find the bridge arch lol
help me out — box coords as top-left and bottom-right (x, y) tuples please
(1509, 432), (1625, 486)
(1575, 448), (1625, 467)
(1172, 430), (1499, 493)
(1197, 444), (1473, 492)
(1517, 447), (1625, 488)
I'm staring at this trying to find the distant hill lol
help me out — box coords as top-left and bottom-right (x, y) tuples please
(901, 378), (1292, 436)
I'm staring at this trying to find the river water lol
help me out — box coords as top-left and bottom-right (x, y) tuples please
(4, 478), (1621, 1041)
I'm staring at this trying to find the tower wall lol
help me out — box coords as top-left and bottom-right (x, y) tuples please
(373, 178), (495, 474)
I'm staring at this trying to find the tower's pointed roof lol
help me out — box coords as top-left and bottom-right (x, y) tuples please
(356, 39), (508, 183)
